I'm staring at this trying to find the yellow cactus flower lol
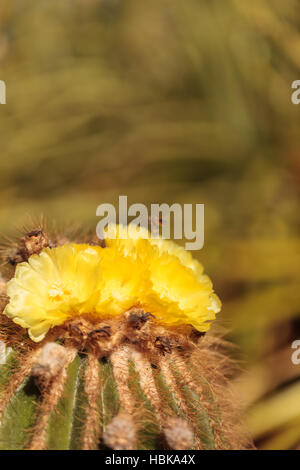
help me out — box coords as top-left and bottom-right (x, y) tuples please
(3, 225), (221, 342)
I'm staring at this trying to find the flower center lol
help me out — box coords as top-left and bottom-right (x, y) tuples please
(48, 282), (70, 301)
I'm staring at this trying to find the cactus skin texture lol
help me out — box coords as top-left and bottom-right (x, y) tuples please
(0, 227), (252, 450)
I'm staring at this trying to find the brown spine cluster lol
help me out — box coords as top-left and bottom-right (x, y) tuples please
(57, 308), (196, 360)
(7, 230), (50, 266)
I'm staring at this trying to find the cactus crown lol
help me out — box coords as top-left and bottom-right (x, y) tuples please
(0, 223), (250, 450)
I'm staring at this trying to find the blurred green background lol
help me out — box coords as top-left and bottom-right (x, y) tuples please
(0, 0), (299, 449)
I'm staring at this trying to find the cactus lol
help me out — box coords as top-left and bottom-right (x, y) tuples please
(0, 224), (251, 450)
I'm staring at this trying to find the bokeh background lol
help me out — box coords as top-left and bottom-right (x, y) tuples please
(0, 0), (299, 449)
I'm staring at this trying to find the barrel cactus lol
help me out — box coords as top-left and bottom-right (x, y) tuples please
(0, 223), (251, 450)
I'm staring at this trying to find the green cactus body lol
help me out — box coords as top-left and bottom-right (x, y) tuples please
(0, 323), (246, 450)
(0, 227), (251, 450)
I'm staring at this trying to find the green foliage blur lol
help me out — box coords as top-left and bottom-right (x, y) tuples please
(0, 0), (299, 449)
